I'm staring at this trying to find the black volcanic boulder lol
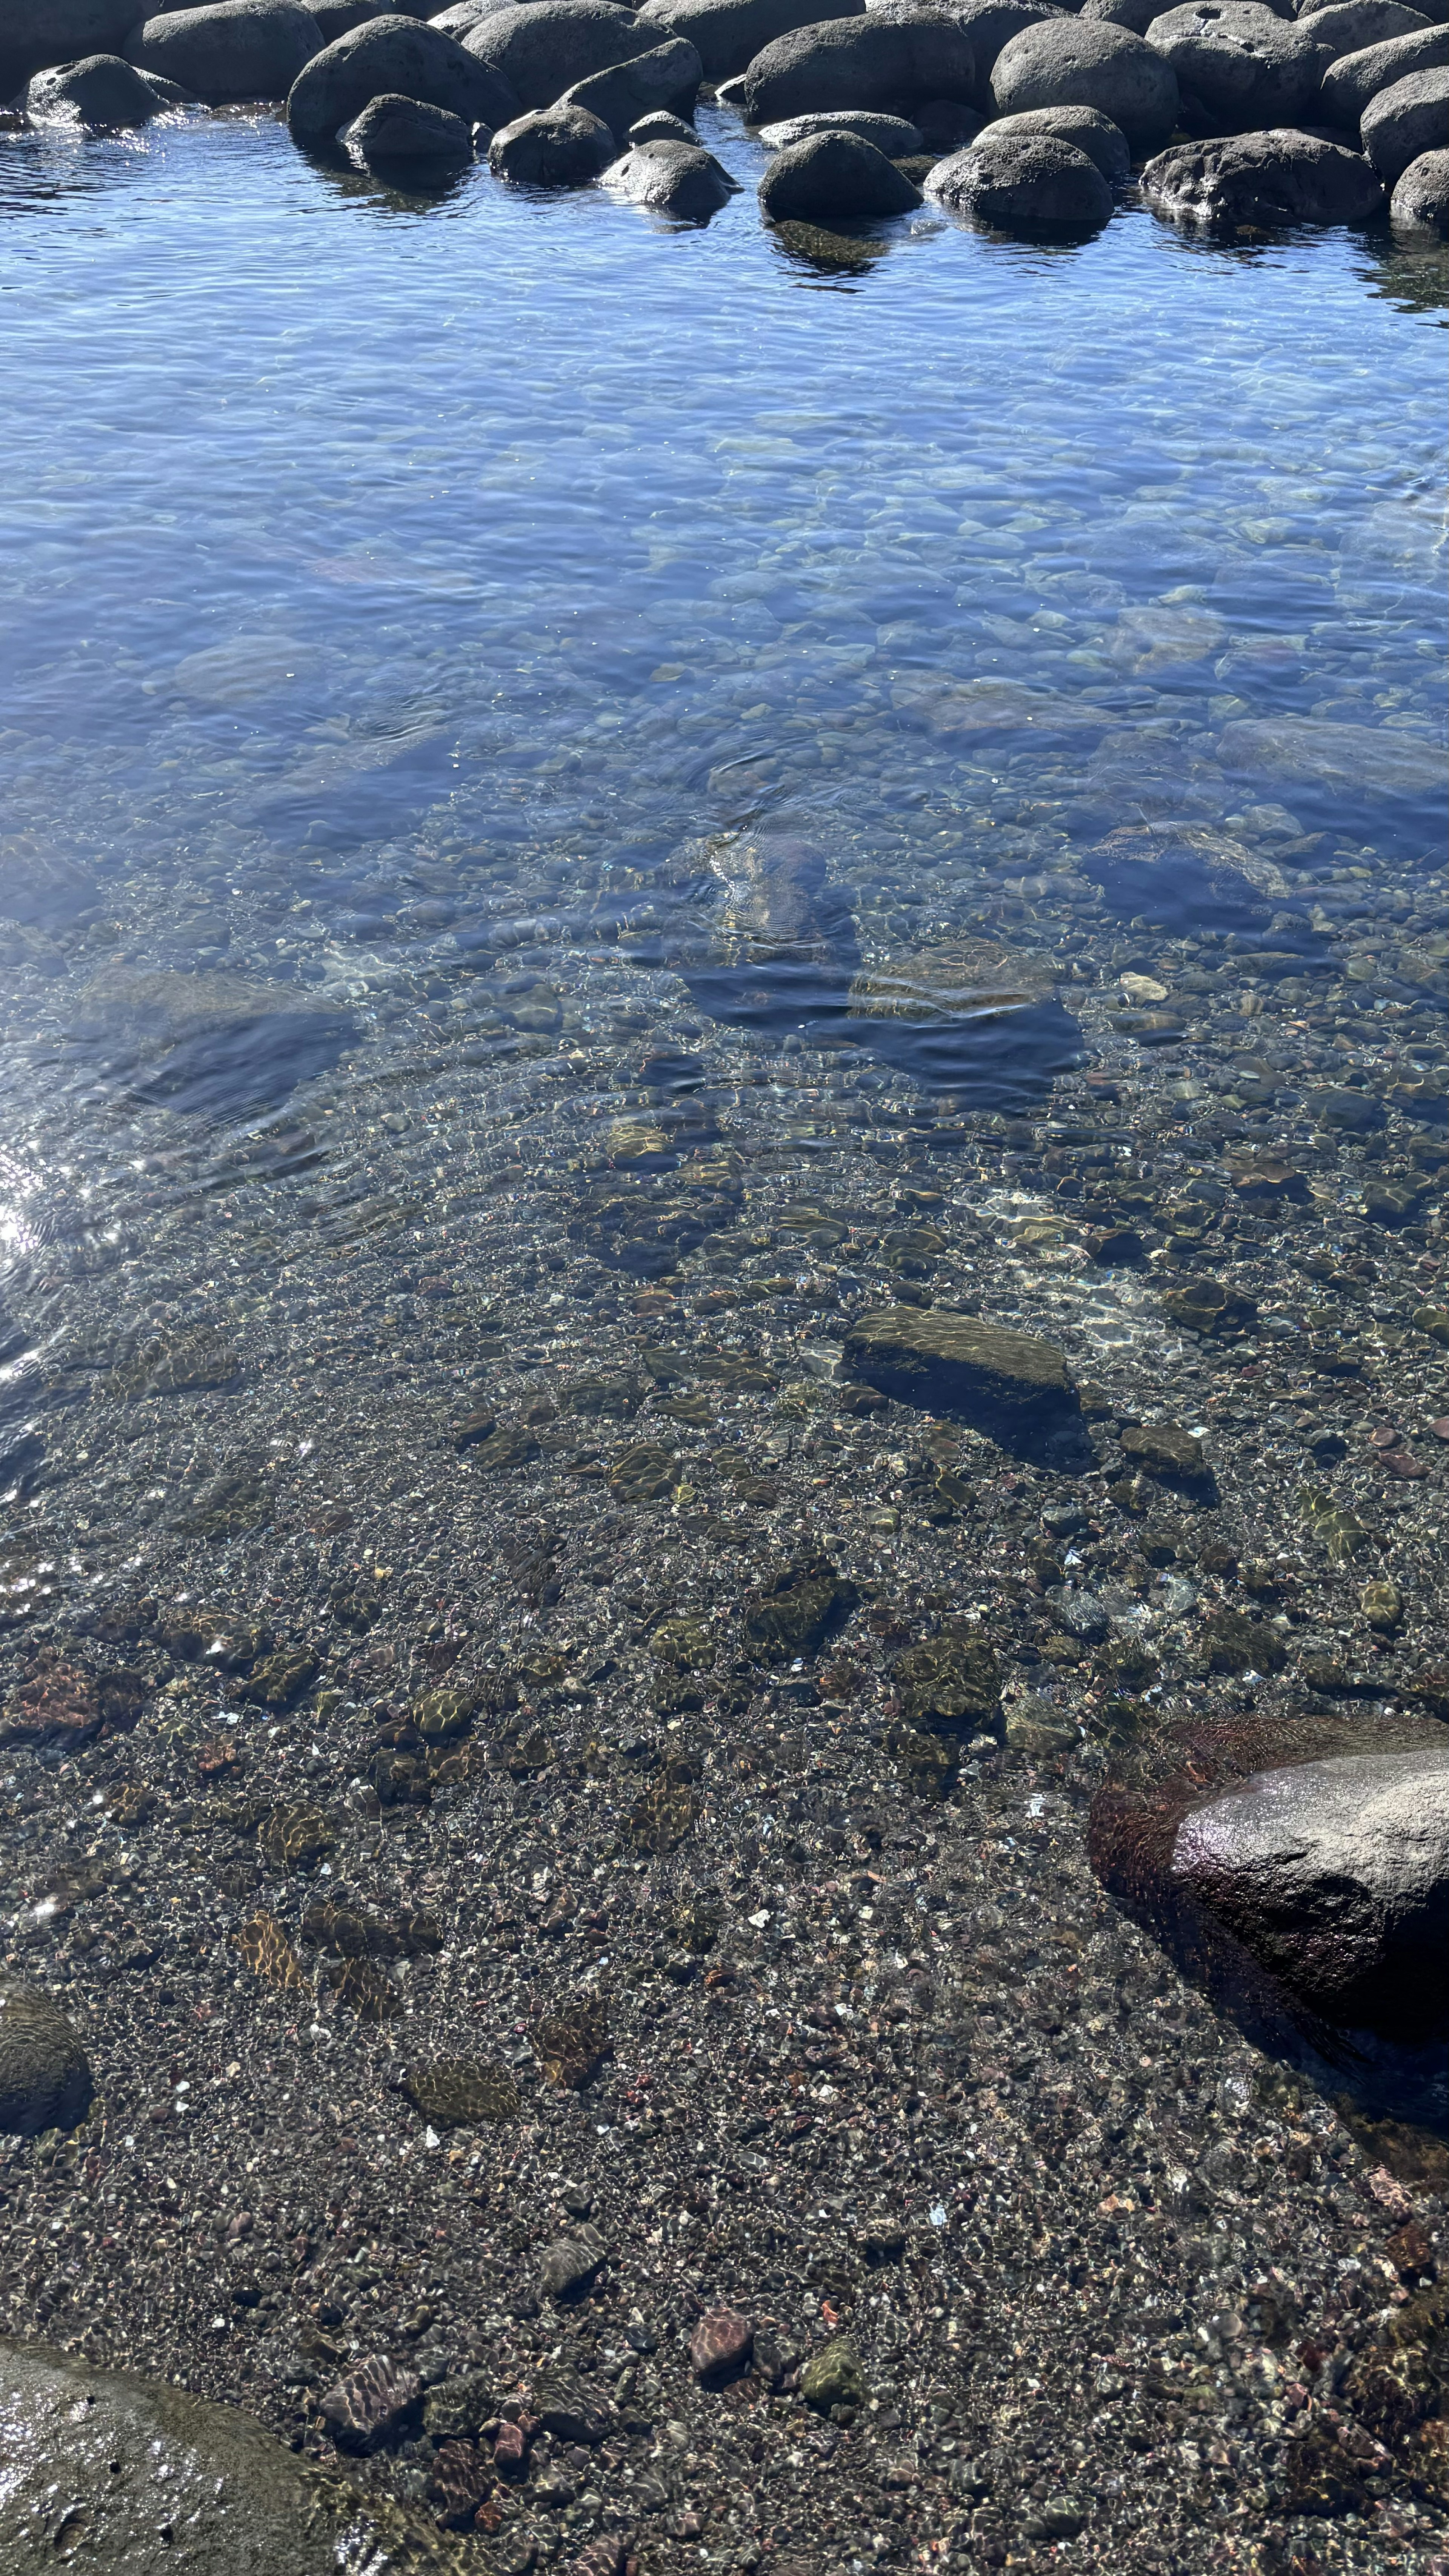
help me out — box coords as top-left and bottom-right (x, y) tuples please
(463, 0), (651, 108)
(1361, 60), (1449, 180)
(1320, 19), (1448, 123)
(991, 14), (1179, 141)
(842, 1306), (1088, 1459)
(1391, 139), (1449, 221)
(342, 88), (475, 166)
(633, 0), (866, 81)
(602, 133), (738, 209)
(952, 0), (1070, 91)
(489, 98), (615, 175)
(740, 9), (978, 126)
(758, 124), (924, 210)
(23, 51), (187, 123)
(1141, 125), (1386, 222)
(286, 14), (519, 142)
(562, 35), (703, 132)
(925, 123), (1114, 219)
(1145, 0), (1334, 126)
(1089, 1709), (1449, 2122)
(125, 0), (323, 102)
(964, 99), (1130, 173)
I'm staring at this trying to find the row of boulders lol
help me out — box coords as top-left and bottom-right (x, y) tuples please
(3, 0), (1445, 237)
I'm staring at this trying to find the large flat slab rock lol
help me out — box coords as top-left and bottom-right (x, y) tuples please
(843, 1305), (1086, 1459)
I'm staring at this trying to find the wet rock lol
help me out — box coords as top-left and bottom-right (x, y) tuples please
(759, 126), (924, 213)
(423, 2369), (495, 2440)
(427, 2439), (493, 2530)
(742, 1554), (857, 1659)
(69, 969), (352, 1115)
(535, 1995), (611, 2088)
(1119, 1419), (1209, 1485)
(1361, 61), (1449, 180)
(0, 1982), (93, 2137)
(125, 0), (323, 104)
(464, 0), (652, 109)
(1320, 20), (1449, 127)
(1160, 1275), (1257, 1336)
(1198, 1608), (1287, 1674)
(924, 125), (1112, 224)
(488, 101), (615, 180)
(1140, 124), (1385, 225)
(534, 2362), (614, 2441)
(540, 2232), (606, 2300)
(690, 2308), (754, 2379)
(1218, 713), (1440, 798)
(400, 2058), (520, 2126)
(706, 831), (854, 971)
(1361, 1578), (1403, 1630)
(1391, 140), (1449, 221)
(991, 16), (1179, 144)
(0, 2341), (469, 2571)
(234, 1910), (311, 1993)
(628, 105), (697, 137)
(1314, 1084), (1387, 1132)
(635, 0), (866, 82)
(960, 99), (1130, 175)
(563, 34), (703, 133)
(0, 2), (142, 98)
(843, 1306), (1085, 1461)
(23, 52), (186, 125)
(740, 11), (979, 126)
(758, 106), (926, 147)
(286, 15), (519, 145)
(1005, 1702), (1078, 1754)
(602, 136), (739, 213)
(343, 90), (476, 168)
(799, 2335), (865, 2412)
(893, 1630), (1001, 1731)
(320, 2354), (423, 2451)
(1146, 1), (1334, 126)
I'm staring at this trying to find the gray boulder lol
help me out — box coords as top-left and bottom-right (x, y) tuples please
(0, 0), (140, 100)
(916, 91), (984, 139)
(628, 103), (696, 132)
(740, 10), (978, 126)
(633, 0), (866, 83)
(758, 121), (923, 204)
(1361, 59), (1449, 178)
(1079, 0), (1170, 31)
(342, 85), (475, 159)
(312, 0), (430, 35)
(1141, 122), (1386, 218)
(286, 14), (518, 140)
(489, 95), (614, 170)
(1173, 1749), (1449, 2048)
(1390, 135), (1449, 217)
(0, 2339), (465, 2574)
(1146, 2), (1333, 128)
(24, 49), (182, 121)
(966, 98), (1129, 171)
(0, 1981), (92, 2136)
(562, 34), (703, 131)
(463, 0), (650, 107)
(758, 103), (926, 140)
(991, 17), (1179, 144)
(952, 0), (1070, 88)
(603, 131), (738, 206)
(925, 121), (1114, 216)
(1300, 0), (1431, 52)
(125, 0), (323, 101)
(1320, 18), (1449, 120)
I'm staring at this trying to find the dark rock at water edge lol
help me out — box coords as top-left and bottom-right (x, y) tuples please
(758, 125), (923, 214)
(489, 100), (615, 180)
(963, 100), (1131, 177)
(463, 0), (653, 111)
(1361, 60), (1449, 180)
(0, 2339), (471, 2571)
(1391, 140), (1449, 223)
(843, 1305), (1089, 1462)
(925, 125), (1113, 225)
(286, 15), (520, 144)
(603, 134), (739, 211)
(1141, 125), (1386, 225)
(740, 11), (978, 127)
(343, 90), (476, 169)
(634, 0), (866, 83)
(126, 0), (323, 105)
(23, 52), (191, 126)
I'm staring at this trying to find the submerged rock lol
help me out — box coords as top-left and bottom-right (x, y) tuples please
(602, 135), (739, 212)
(23, 52), (188, 126)
(286, 15), (518, 144)
(843, 1307), (1088, 1461)
(343, 90), (475, 168)
(489, 100), (614, 180)
(924, 127), (1112, 225)
(0, 1982), (93, 2137)
(1141, 128), (1386, 227)
(758, 127), (924, 215)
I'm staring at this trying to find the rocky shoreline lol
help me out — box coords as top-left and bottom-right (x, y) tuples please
(3, 0), (1447, 241)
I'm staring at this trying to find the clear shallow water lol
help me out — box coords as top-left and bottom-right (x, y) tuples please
(0, 107), (1444, 1298)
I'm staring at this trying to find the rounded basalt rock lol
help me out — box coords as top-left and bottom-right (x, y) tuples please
(990, 16), (1180, 144)
(962, 98), (1130, 174)
(124, 0), (324, 103)
(915, 91), (985, 141)
(1390, 137), (1449, 222)
(757, 105), (927, 146)
(23, 51), (188, 124)
(1145, 0), (1334, 125)
(603, 134), (739, 209)
(1140, 123), (1386, 222)
(1299, 0), (1432, 56)
(0, 2338), (470, 2572)
(562, 34), (704, 134)
(1320, 18), (1449, 123)
(343, 89), (476, 167)
(312, 0), (429, 32)
(463, 0), (650, 109)
(0, 1980), (92, 2137)
(627, 104), (697, 137)
(634, 0), (867, 83)
(285, 15), (519, 145)
(740, 10), (979, 127)
(842, 1305), (1088, 1460)
(0, 0), (144, 100)
(489, 99), (614, 179)
(1361, 60), (1449, 179)
(951, 0), (1072, 92)
(758, 124), (924, 211)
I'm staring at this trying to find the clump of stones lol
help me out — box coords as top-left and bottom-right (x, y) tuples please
(4, 0), (1447, 238)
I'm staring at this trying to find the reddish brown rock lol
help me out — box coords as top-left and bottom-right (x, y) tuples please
(689, 2307), (754, 2380)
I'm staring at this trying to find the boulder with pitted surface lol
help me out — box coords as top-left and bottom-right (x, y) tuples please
(126, 0), (323, 101)
(603, 134), (740, 210)
(1142, 124), (1386, 221)
(1361, 60), (1449, 180)
(1146, 0), (1334, 127)
(740, 8), (978, 125)
(286, 13), (519, 140)
(1390, 138), (1449, 220)
(24, 51), (193, 123)
(634, 0), (866, 80)
(991, 16), (1179, 143)
(758, 123), (924, 210)
(926, 122), (1114, 217)
(489, 98), (615, 175)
